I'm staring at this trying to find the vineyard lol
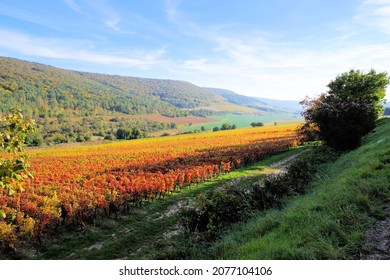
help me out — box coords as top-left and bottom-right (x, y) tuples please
(0, 125), (298, 248)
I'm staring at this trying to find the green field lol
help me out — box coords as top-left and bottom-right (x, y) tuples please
(181, 113), (301, 131)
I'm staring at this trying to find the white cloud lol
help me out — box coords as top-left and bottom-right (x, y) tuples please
(158, 0), (390, 99)
(175, 29), (390, 99)
(0, 28), (166, 69)
(363, 0), (390, 4)
(356, 0), (390, 33)
(375, 5), (390, 15)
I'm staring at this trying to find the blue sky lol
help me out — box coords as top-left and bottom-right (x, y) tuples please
(0, 0), (389, 100)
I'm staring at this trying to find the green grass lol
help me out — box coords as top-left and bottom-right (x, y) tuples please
(181, 113), (300, 131)
(210, 118), (390, 259)
(37, 147), (304, 260)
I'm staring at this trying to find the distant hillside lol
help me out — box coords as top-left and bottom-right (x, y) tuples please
(206, 88), (302, 113)
(0, 56), (301, 146)
(255, 97), (302, 112)
(77, 72), (225, 109)
(0, 56), (225, 118)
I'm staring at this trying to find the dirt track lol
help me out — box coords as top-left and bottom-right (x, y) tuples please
(361, 209), (390, 260)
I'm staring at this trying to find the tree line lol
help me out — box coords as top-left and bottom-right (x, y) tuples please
(25, 116), (178, 146)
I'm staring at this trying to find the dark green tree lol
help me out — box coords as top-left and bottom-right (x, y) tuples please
(301, 69), (389, 151)
(250, 122), (264, 127)
(170, 122), (177, 129)
(131, 128), (143, 139)
(116, 128), (132, 140)
(116, 127), (143, 140)
(221, 123), (232, 130)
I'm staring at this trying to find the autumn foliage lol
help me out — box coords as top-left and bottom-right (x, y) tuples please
(0, 110), (36, 250)
(1, 124), (298, 248)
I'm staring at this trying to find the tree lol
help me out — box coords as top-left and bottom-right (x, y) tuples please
(250, 122), (264, 127)
(116, 128), (143, 140)
(131, 128), (143, 139)
(300, 69), (389, 151)
(170, 122), (177, 129)
(0, 110), (35, 195)
(116, 128), (131, 140)
(221, 123), (232, 130)
(0, 110), (35, 249)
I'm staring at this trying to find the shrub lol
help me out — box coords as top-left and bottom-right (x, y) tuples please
(180, 147), (339, 241)
(181, 186), (252, 238)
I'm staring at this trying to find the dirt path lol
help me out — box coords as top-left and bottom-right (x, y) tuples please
(361, 209), (390, 260)
(214, 150), (307, 192)
(268, 150), (306, 172)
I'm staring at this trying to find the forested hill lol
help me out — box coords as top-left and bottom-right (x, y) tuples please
(0, 56), (225, 118)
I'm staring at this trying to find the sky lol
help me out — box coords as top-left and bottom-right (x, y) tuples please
(0, 0), (389, 101)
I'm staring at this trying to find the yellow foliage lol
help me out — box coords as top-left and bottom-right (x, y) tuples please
(0, 221), (17, 247)
(19, 217), (35, 236)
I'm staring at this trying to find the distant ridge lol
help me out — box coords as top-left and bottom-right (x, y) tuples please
(255, 97), (302, 112)
(206, 87), (302, 113)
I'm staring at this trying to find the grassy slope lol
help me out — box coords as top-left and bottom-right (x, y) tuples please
(211, 118), (390, 259)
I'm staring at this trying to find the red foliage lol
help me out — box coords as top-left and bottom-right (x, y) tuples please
(1, 125), (298, 240)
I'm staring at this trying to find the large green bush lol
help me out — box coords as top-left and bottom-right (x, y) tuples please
(301, 69), (389, 151)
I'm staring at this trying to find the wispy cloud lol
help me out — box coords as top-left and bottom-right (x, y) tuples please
(356, 0), (390, 33)
(164, 0), (181, 22)
(63, 0), (123, 31)
(104, 16), (122, 32)
(1, 0), (389, 100)
(173, 20), (390, 98)
(63, 0), (85, 14)
(82, 0), (123, 31)
(0, 28), (166, 69)
(164, 0), (215, 39)
(0, 2), (60, 30)
(159, 0), (390, 99)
